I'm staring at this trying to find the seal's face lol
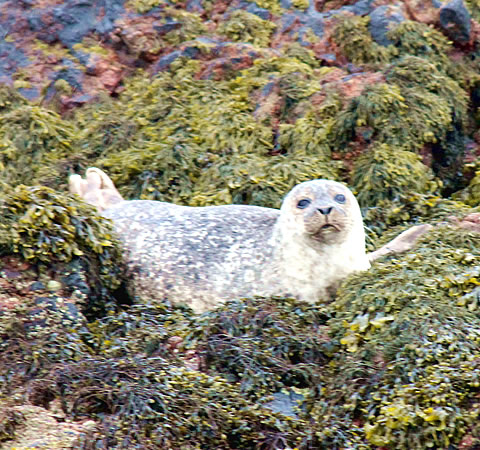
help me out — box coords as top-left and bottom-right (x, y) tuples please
(281, 180), (361, 245)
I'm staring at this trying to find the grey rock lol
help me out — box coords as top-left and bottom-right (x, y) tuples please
(263, 390), (305, 418)
(369, 5), (406, 47)
(29, 281), (45, 292)
(440, 0), (471, 43)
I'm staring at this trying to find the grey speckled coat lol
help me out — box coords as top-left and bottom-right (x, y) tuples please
(103, 180), (370, 313)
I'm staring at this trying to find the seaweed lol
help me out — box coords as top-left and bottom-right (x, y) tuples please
(186, 297), (331, 399)
(0, 102), (77, 188)
(332, 15), (395, 66)
(0, 184), (123, 292)
(350, 143), (438, 207)
(327, 226), (480, 448)
(217, 10), (277, 47)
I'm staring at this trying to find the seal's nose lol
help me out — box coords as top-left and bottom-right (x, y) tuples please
(318, 206), (333, 215)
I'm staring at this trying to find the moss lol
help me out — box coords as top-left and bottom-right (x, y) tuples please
(350, 143), (438, 207)
(0, 184), (123, 291)
(217, 10), (277, 47)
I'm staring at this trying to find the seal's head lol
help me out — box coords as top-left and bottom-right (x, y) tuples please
(279, 180), (365, 247)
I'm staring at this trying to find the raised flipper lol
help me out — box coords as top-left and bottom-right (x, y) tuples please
(368, 224), (433, 263)
(68, 167), (124, 212)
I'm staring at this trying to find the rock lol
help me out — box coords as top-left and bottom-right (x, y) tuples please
(369, 5), (406, 46)
(404, 0), (440, 24)
(439, 0), (471, 43)
(29, 281), (45, 292)
(263, 390), (305, 418)
(0, 404), (97, 449)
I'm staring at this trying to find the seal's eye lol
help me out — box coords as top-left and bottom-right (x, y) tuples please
(297, 199), (311, 209)
(334, 194), (346, 204)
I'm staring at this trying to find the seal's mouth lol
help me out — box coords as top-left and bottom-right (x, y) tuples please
(309, 223), (341, 240)
(321, 223), (338, 231)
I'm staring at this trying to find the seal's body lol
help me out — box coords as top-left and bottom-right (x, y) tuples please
(94, 178), (370, 312)
(69, 168), (431, 312)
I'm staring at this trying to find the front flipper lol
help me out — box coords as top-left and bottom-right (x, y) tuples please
(368, 224), (433, 263)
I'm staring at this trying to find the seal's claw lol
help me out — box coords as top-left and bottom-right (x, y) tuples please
(86, 167), (117, 190)
(68, 174), (87, 197)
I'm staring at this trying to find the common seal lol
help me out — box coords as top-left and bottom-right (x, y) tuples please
(69, 168), (429, 312)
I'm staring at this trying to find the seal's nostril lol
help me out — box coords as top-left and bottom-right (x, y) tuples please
(318, 207), (333, 215)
